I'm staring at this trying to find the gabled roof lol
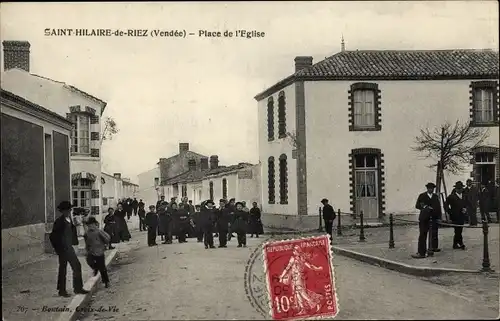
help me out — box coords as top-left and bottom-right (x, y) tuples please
(255, 49), (500, 100)
(162, 163), (256, 185)
(1, 68), (107, 114)
(1, 89), (73, 126)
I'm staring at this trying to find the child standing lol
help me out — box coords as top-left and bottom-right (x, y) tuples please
(145, 205), (159, 246)
(84, 217), (111, 288)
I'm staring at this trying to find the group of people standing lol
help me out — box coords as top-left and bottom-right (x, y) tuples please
(142, 196), (264, 249)
(413, 179), (499, 259)
(117, 197), (144, 220)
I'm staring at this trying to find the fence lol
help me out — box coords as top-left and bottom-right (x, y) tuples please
(318, 207), (494, 273)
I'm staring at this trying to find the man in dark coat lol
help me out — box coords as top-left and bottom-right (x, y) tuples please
(159, 202), (173, 244)
(479, 183), (492, 223)
(321, 198), (336, 243)
(193, 202), (204, 242)
(216, 199), (230, 248)
(413, 182), (442, 258)
(132, 198), (139, 216)
(138, 202), (147, 231)
(49, 201), (89, 297)
(445, 181), (469, 250)
(227, 198), (236, 240)
(464, 179), (479, 226)
(156, 196), (165, 210)
(200, 200), (217, 249)
(174, 202), (190, 243)
(249, 202), (262, 238)
(145, 205), (158, 246)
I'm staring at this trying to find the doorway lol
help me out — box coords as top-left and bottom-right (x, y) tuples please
(474, 152), (497, 186)
(354, 154), (380, 219)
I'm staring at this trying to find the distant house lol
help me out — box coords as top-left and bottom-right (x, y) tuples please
(255, 48), (499, 231)
(101, 172), (139, 212)
(137, 166), (161, 207)
(1, 89), (73, 268)
(1, 40), (107, 224)
(157, 143), (209, 185)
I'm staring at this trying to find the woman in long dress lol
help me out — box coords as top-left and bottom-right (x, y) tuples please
(103, 207), (119, 249)
(249, 202), (262, 238)
(279, 245), (324, 315)
(114, 203), (131, 241)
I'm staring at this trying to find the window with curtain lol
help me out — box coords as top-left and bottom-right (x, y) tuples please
(72, 179), (92, 209)
(268, 156), (275, 204)
(474, 88), (494, 123)
(353, 90), (375, 128)
(69, 113), (90, 154)
(222, 178), (228, 199)
(354, 154), (378, 198)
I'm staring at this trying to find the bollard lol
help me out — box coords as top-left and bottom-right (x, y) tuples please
(318, 207), (323, 232)
(481, 220), (494, 272)
(359, 211), (366, 242)
(389, 214), (395, 249)
(337, 209), (342, 236)
(427, 220), (434, 257)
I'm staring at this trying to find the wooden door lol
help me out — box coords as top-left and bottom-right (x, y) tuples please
(355, 169), (379, 219)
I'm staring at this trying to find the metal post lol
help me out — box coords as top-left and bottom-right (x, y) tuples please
(359, 211), (366, 242)
(427, 220), (434, 257)
(337, 209), (342, 236)
(318, 207), (323, 232)
(389, 214), (395, 248)
(481, 220), (494, 272)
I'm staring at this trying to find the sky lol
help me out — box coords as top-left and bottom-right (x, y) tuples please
(1, 1), (498, 183)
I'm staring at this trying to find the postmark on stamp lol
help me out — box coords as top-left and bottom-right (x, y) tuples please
(245, 234), (339, 320)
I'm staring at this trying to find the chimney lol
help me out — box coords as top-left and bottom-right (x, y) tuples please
(294, 56), (313, 73)
(113, 173), (121, 179)
(187, 159), (197, 171)
(200, 157), (209, 170)
(3, 41), (30, 72)
(209, 155), (219, 169)
(179, 143), (189, 153)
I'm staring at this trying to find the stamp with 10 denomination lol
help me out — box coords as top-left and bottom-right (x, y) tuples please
(263, 235), (339, 320)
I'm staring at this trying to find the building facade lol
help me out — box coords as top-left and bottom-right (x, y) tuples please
(1, 40), (107, 225)
(137, 166), (161, 207)
(101, 172), (139, 212)
(1, 89), (73, 268)
(255, 49), (499, 230)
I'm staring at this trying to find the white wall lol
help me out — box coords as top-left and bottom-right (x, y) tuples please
(202, 173), (239, 202)
(305, 79), (499, 216)
(237, 165), (262, 205)
(257, 83), (298, 215)
(137, 166), (161, 206)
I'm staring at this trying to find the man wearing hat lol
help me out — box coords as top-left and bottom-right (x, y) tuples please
(321, 199), (336, 244)
(444, 181), (469, 250)
(215, 199), (231, 248)
(49, 201), (89, 297)
(464, 179), (479, 226)
(200, 200), (217, 249)
(413, 182), (442, 258)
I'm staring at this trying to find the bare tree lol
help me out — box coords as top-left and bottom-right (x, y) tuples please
(101, 117), (119, 143)
(413, 120), (489, 175)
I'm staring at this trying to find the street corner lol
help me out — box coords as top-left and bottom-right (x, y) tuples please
(245, 234), (339, 321)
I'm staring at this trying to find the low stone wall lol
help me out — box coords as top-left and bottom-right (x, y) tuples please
(1, 223), (46, 269)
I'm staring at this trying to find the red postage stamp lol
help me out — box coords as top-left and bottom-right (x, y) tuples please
(262, 235), (338, 320)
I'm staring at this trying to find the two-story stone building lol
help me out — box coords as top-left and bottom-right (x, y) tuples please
(255, 48), (499, 230)
(1, 40), (107, 224)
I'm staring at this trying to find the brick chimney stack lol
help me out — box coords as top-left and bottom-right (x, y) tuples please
(3, 41), (30, 72)
(113, 173), (121, 180)
(209, 155), (219, 169)
(179, 143), (189, 153)
(187, 159), (197, 171)
(294, 56), (313, 73)
(200, 157), (209, 170)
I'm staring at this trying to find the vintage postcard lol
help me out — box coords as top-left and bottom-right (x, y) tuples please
(1, 1), (498, 321)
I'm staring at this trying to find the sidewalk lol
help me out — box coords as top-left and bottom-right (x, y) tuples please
(332, 224), (500, 271)
(2, 217), (143, 321)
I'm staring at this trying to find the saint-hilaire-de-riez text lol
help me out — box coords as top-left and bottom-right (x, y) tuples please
(44, 28), (265, 39)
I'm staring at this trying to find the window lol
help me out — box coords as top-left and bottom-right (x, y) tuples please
(470, 81), (498, 126)
(349, 83), (381, 131)
(102, 197), (108, 206)
(278, 91), (286, 138)
(279, 154), (288, 204)
(267, 97), (275, 141)
(268, 156), (275, 204)
(222, 178), (228, 199)
(354, 155), (378, 198)
(72, 179), (92, 209)
(182, 185), (187, 197)
(476, 152), (495, 163)
(209, 181), (214, 200)
(154, 177), (159, 186)
(69, 113), (90, 154)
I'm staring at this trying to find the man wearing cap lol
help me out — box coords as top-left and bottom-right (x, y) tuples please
(321, 199), (336, 244)
(413, 182), (442, 258)
(444, 181), (469, 250)
(200, 200), (217, 249)
(49, 201), (89, 297)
